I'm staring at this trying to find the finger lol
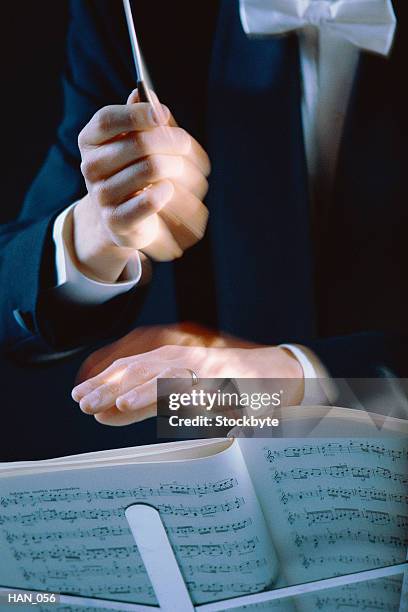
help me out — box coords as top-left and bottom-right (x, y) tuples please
(79, 381), (122, 415)
(117, 213), (184, 260)
(137, 91), (210, 175)
(175, 157), (209, 200)
(105, 181), (208, 251)
(128, 88), (176, 128)
(82, 127), (199, 181)
(116, 367), (193, 413)
(94, 403), (156, 426)
(159, 183), (208, 248)
(116, 378), (157, 413)
(78, 103), (170, 147)
(110, 130), (209, 179)
(78, 361), (162, 415)
(92, 155), (186, 208)
(71, 360), (130, 402)
(102, 180), (174, 234)
(127, 88), (141, 105)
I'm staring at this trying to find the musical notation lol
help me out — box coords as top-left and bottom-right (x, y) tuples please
(293, 528), (408, 550)
(174, 538), (259, 558)
(1, 435), (406, 609)
(0, 478), (238, 508)
(314, 583), (402, 612)
(0, 497), (246, 526)
(3, 519), (253, 548)
(287, 507), (407, 528)
(279, 485), (408, 506)
(22, 561), (146, 584)
(167, 519), (253, 537)
(185, 558), (268, 576)
(272, 464), (408, 485)
(185, 580), (269, 595)
(241, 435), (408, 611)
(264, 442), (408, 463)
(40, 583), (155, 598)
(0, 448), (277, 607)
(13, 544), (139, 562)
(300, 552), (400, 570)
(3, 525), (131, 545)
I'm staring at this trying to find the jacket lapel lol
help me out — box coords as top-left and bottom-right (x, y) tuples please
(206, 0), (315, 343)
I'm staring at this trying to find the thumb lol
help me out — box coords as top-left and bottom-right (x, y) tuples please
(127, 88), (177, 126)
(127, 88), (140, 105)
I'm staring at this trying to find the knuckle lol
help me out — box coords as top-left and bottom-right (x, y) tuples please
(129, 364), (151, 379)
(154, 344), (175, 356)
(132, 131), (149, 156)
(117, 396), (134, 412)
(77, 128), (87, 150)
(92, 180), (111, 206)
(139, 156), (161, 181)
(113, 358), (127, 369)
(90, 388), (104, 403)
(80, 156), (100, 181)
(94, 106), (113, 133)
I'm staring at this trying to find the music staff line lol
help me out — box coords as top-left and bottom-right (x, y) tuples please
(287, 507), (408, 528)
(272, 465), (408, 484)
(264, 442), (407, 463)
(3, 518), (253, 547)
(21, 558), (268, 585)
(0, 496), (246, 525)
(279, 485), (408, 506)
(11, 537), (261, 562)
(293, 528), (408, 550)
(0, 477), (238, 508)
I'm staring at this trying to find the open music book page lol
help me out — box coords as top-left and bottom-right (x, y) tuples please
(0, 407), (406, 610)
(0, 438), (279, 607)
(239, 407), (408, 611)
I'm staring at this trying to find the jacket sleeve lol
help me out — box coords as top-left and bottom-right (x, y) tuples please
(0, 0), (145, 359)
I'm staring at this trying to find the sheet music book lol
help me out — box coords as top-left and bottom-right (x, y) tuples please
(0, 406), (407, 611)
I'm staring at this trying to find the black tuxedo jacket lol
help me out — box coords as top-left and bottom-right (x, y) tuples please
(1, 0), (407, 378)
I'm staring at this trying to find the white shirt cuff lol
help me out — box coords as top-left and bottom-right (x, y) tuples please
(52, 203), (142, 305)
(280, 343), (338, 406)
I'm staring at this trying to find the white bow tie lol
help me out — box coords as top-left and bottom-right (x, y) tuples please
(240, 0), (397, 56)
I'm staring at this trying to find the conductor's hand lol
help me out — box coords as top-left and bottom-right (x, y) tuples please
(73, 89), (210, 282)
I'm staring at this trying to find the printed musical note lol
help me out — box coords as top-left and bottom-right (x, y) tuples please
(0, 442), (277, 607)
(272, 464), (408, 485)
(240, 435), (408, 612)
(264, 442), (407, 464)
(279, 485), (408, 506)
(293, 528), (408, 550)
(0, 478), (239, 508)
(286, 507), (406, 528)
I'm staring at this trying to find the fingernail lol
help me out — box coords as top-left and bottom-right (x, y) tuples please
(79, 396), (99, 414)
(71, 388), (81, 402)
(116, 396), (130, 412)
(151, 104), (169, 125)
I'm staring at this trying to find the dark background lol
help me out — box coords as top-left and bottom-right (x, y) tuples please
(4, 2), (69, 223)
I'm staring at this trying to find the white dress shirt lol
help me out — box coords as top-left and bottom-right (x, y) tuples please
(52, 0), (396, 391)
(53, 203), (142, 305)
